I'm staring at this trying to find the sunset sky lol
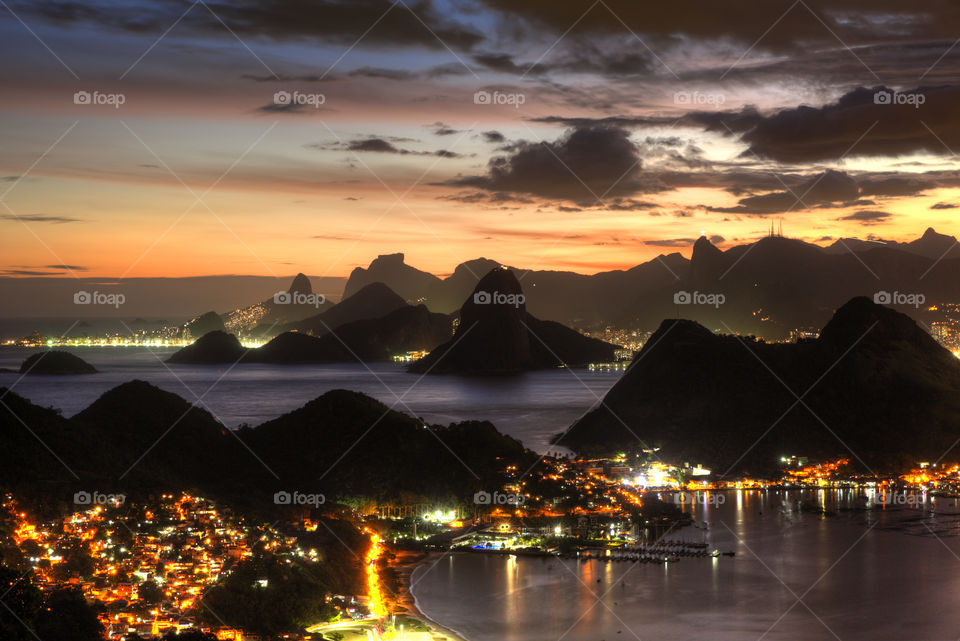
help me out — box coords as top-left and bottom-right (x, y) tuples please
(4, 0), (960, 280)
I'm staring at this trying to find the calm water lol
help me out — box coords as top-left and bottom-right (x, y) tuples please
(0, 347), (619, 453)
(412, 489), (960, 641)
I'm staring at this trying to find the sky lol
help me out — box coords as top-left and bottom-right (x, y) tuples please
(3, 0), (960, 280)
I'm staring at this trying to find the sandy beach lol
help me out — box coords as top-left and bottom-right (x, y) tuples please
(392, 550), (471, 641)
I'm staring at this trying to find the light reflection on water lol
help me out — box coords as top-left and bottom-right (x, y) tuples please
(0, 346), (620, 452)
(412, 489), (960, 641)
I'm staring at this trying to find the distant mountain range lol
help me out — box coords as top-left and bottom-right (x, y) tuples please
(559, 297), (960, 474)
(4, 229), (957, 341)
(340, 228), (960, 338)
(169, 282), (452, 365)
(173, 269), (617, 371)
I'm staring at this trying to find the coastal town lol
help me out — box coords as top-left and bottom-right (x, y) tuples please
(2, 453), (956, 640)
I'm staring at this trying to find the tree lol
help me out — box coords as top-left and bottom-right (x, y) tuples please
(200, 555), (331, 636)
(137, 580), (163, 605)
(35, 588), (105, 641)
(0, 565), (42, 641)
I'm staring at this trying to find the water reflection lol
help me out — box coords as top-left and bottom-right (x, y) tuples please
(412, 489), (960, 641)
(0, 347), (621, 452)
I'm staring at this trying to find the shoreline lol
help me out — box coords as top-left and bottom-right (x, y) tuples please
(392, 549), (471, 641)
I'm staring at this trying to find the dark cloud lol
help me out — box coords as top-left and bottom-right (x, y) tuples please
(242, 63), (470, 84)
(931, 202), (959, 209)
(531, 109), (764, 141)
(858, 176), (933, 197)
(1, 264), (87, 276)
(646, 235), (725, 248)
(431, 122), (460, 136)
(473, 44), (653, 77)
(839, 210), (892, 224)
(448, 126), (654, 202)
(473, 53), (545, 75)
(532, 115), (675, 129)
(442, 191), (535, 205)
(25, 0), (483, 50)
(741, 86), (960, 162)
(349, 138), (406, 153)
(538, 85), (960, 166)
(605, 198), (659, 211)
(1, 270), (61, 276)
(475, 1), (960, 53)
(1, 214), (82, 224)
(256, 101), (330, 115)
(482, 131), (505, 143)
(710, 170), (860, 215)
(319, 138), (463, 158)
(645, 238), (695, 248)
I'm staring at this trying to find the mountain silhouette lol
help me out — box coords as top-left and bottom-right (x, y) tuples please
(167, 293), (451, 365)
(183, 310), (226, 339)
(558, 297), (960, 473)
(344, 253), (441, 301)
(0, 381), (532, 505)
(285, 282), (408, 335)
(256, 303), (451, 363)
(409, 267), (617, 374)
(167, 330), (245, 364)
(19, 351), (97, 375)
(341, 228), (960, 338)
(219, 273), (333, 338)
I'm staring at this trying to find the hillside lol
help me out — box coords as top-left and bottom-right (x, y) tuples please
(409, 267), (618, 374)
(19, 351), (97, 375)
(342, 228), (960, 337)
(0, 381), (531, 505)
(559, 297), (960, 474)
